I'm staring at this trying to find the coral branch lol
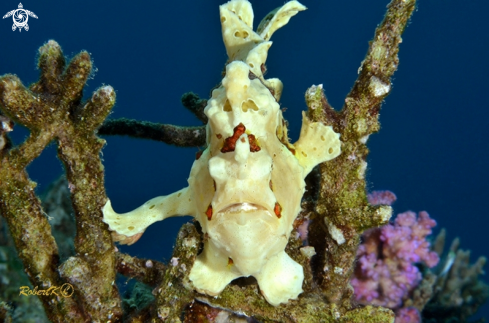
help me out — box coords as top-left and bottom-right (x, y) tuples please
(0, 39), (122, 321)
(75, 86), (116, 131)
(98, 92), (208, 147)
(32, 39), (65, 94)
(0, 163), (86, 322)
(422, 235), (489, 321)
(99, 118), (206, 147)
(153, 224), (199, 321)
(59, 52), (92, 104)
(0, 74), (45, 129)
(116, 253), (166, 287)
(306, 0), (416, 307)
(0, 302), (13, 323)
(8, 129), (52, 169)
(345, 0), (415, 135)
(56, 86), (121, 322)
(181, 92), (208, 124)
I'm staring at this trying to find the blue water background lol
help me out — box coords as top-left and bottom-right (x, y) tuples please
(1, 0), (487, 319)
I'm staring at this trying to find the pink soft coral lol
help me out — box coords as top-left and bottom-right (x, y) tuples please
(367, 190), (397, 206)
(395, 307), (421, 323)
(351, 191), (439, 310)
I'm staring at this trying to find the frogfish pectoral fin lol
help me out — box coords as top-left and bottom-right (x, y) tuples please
(102, 187), (195, 245)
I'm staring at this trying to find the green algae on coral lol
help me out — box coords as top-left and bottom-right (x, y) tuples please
(0, 40), (121, 322)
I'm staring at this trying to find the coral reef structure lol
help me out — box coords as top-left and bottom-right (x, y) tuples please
(421, 230), (489, 322)
(3, 0), (482, 322)
(351, 210), (439, 309)
(352, 192), (488, 323)
(0, 40), (121, 321)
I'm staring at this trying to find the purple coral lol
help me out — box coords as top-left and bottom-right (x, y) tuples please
(395, 307), (421, 323)
(367, 190), (397, 206)
(351, 207), (439, 309)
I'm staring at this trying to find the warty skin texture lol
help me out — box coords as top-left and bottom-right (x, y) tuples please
(102, 0), (341, 306)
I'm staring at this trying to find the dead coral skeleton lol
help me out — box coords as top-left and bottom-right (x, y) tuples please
(416, 229), (489, 322)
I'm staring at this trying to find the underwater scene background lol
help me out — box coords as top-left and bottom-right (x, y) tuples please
(0, 0), (487, 321)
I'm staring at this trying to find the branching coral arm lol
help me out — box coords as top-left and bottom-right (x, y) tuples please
(98, 118), (206, 147)
(306, 0), (416, 306)
(0, 40), (122, 322)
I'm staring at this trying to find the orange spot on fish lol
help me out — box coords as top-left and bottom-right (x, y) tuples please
(274, 202), (282, 218)
(205, 204), (213, 220)
(221, 123), (246, 153)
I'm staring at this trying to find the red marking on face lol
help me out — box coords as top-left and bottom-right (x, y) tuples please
(221, 123), (246, 153)
(205, 204), (213, 221)
(248, 134), (261, 152)
(221, 123), (261, 153)
(274, 202), (282, 219)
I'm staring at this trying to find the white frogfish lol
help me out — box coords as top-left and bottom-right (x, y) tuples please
(102, 0), (341, 306)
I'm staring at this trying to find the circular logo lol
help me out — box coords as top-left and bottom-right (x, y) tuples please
(60, 283), (74, 297)
(13, 9), (28, 27)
